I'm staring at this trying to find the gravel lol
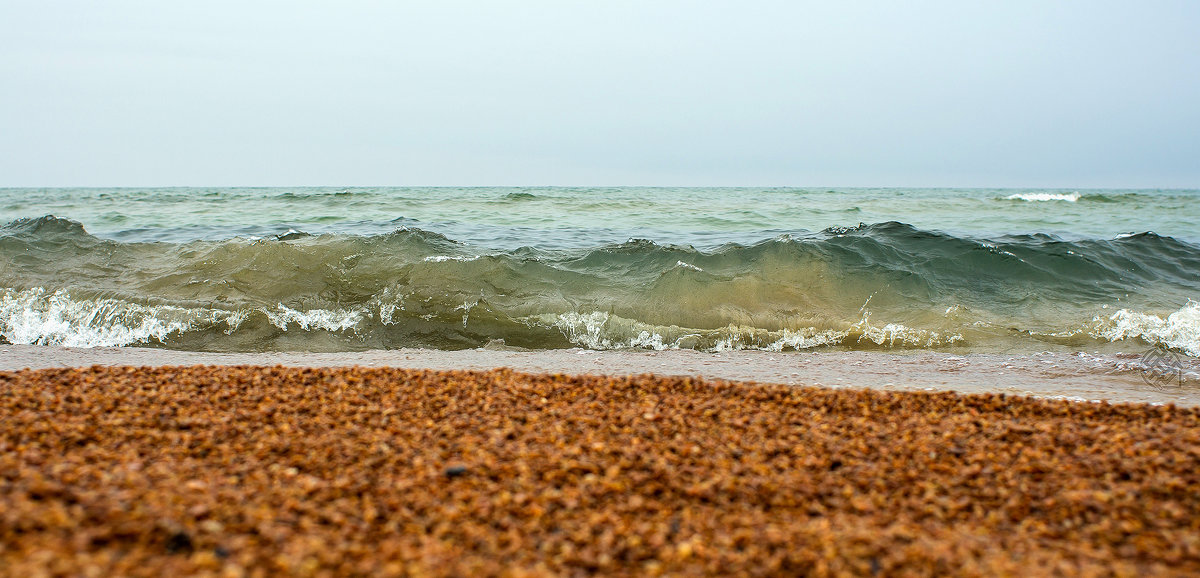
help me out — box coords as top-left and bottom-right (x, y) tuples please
(2, 365), (1199, 576)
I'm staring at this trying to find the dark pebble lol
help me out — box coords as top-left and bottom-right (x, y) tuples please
(165, 531), (193, 554)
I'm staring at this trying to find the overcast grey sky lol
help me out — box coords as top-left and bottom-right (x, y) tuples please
(1, 1), (1197, 187)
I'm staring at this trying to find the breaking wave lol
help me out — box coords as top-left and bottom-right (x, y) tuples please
(1, 216), (1197, 354)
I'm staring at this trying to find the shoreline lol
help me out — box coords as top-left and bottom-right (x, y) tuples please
(2, 344), (1196, 406)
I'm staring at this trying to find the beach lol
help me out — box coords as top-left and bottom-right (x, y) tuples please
(3, 363), (1200, 575)
(3, 188), (1199, 574)
(4, 0), (1199, 569)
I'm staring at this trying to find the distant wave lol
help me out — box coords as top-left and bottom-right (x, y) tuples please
(1005, 192), (1081, 202)
(503, 192), (539, 201)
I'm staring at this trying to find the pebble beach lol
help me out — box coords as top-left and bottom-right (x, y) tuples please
(3, 365), (1199, 576)
(5, 0), (1199, 573)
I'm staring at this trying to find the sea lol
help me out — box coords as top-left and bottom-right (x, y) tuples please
(1, 187), (1197, 360)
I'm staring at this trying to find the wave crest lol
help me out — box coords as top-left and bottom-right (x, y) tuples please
(1005, 192), (1081, 202)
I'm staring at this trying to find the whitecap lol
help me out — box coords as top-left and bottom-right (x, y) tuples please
(265, 303), (362, 332)
(1092, 300), (1200, 356)
(1005, 192), (1081, 202)
(0, 287), (214, 347)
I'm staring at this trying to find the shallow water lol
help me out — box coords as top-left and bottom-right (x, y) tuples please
(3, 345), (1198, 407)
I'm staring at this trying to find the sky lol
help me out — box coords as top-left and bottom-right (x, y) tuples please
(1, 1), (1198, 188)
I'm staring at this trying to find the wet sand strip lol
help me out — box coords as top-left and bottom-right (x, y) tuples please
(2, 344), (1196, 406)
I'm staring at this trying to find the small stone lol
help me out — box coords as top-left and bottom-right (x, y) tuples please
(165, 531), (193, 554)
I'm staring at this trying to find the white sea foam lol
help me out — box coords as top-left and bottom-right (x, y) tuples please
(1005, 192), (1081, 202)
(265, 304), (362, 332)
(543, 312), (737, 351)
(0, 288), (210, 347)
(851, 314), (963, 348)
(1092, 301), (1200, 356)
(675, 261), (703, 272)
(0, 287), (374, 347)
(455, 299), (479, 328)
(379, 301), (400, 325)
(543, 311), (628, 349)
(223, 309), (250, 335)
(977, 242), (1019, 258)
(423, 255), (479, 263)
(533, 310), (963, 352)
(756, 328), (844, 352)
(373, 287), (407, 325)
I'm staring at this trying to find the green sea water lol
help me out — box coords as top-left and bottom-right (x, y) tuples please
(1, 187), (1197, 355)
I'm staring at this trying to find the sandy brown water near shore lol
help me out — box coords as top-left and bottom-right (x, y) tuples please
(2, 365), (1200, 576)
(1, 344), (1199, 406)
